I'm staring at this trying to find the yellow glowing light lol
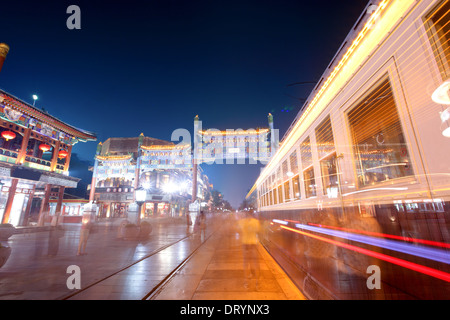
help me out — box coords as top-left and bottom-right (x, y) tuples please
(198, 128), (269, 136)
(141, 144), (190, 150)
(96, 154), (132, 161)
(432, 80), (450, 105)
(252, 0), (415, 192)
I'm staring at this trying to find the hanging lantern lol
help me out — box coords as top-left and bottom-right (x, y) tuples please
(39, 144), (51, 152)
(1, 130), (16, 141)
(58, 150), (68, 158)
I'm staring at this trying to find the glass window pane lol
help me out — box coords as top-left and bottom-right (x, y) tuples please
(348, 78), (413, 187)
(284, 180), (291, 202)
(289, 150), (299, 175)
(320, 153), (339, 198)
(303, 167), (317, 198)
(425, 0), (450, 80)
(277, 185), (283, 203)
(300, 137), (313, 168)
(282, 160), (289, 180)
(292, 174), (301, 199)
(315, 116), (335, 159)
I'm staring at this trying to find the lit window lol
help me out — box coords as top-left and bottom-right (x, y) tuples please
(277, 185), (283, 203)
(303, 167), (316, 198)
(320, 153), (339, 198)
(425, 0), (450, 80)
(315, 116), (339, 198)
(283, 180), (291, 202)
(289, 150), (299, 176)
(292, 174), (301, 200)
(301, 137), (316, 198)
(348, 77), (413, 187)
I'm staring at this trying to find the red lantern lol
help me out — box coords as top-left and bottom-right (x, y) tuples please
(58, 150), (68, 158)
(39, 144), (51, 152)
(1, 131), (16, 141)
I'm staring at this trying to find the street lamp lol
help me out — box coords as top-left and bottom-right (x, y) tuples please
(32, 94), (38, 106)
(135, 187), (147, 224)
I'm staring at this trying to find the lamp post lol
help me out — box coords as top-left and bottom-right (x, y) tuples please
(32, 94), (38, 106)
(135, 187), (146, 224)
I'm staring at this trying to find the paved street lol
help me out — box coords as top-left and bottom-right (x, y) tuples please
(0, 217), (194, 299)
(0, 214), (305, 300)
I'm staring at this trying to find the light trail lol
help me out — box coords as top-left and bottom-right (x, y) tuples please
(280, 225), (450, 283)
(307, 223), (450, 249)
(295, 223), (450, 264)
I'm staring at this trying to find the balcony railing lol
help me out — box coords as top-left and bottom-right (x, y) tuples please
(0, 147), (66, 174)
(95, 187), (135, 193)
(0, 147), (18, 163)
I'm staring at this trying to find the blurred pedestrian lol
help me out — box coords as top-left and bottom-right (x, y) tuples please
(77, 217), (92, 256)
(48, 225), (64, 256)
(198, 210), (207, 241)
(238, 211), (261, 288)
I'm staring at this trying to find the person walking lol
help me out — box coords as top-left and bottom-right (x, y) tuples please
(77, 218), (92, 256)
(238, 211), (261, 289)
(198, 210), (207, 241)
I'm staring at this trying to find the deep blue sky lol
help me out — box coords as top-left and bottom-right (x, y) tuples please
(0, 0), (368, 207)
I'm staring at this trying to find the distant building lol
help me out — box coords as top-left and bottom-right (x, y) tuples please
(0, 89), (96, 226)
(89, 134), (211, 219)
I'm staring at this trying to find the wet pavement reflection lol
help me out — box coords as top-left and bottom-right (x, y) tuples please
(0, 217), (200, 300)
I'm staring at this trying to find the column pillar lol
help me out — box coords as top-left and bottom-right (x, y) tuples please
(16, 128), (31, 165)
(51, 186), (65, 226)
(63, 145), (72, 172)
(89, 158), (98, 202)
(89, 142), (102, 202)
(50, 141), (61, 172)
(1, 178), (18, 224)
(192, 115), (200, 203)
(134, 134), (144, 202)
(20, 184), (36, 226)
(37, 184), (52, 226)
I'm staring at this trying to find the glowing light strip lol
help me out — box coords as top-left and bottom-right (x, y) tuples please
(272, 219), (289, 225)
(255, 0), (416, 187)
(280, 225), (450, 282)
(295, 223), (450, 264)
(199, 128), (269, 136)
(141, 144), (190, 150)
(308, 223), (450, 249)
(96, 155), (132, 161)
(431, 80), (450, 105)
(342, 187), (408, 197)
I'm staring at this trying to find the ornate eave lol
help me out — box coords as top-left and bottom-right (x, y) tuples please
(0, 89), (97, 143)
(96, 154), (133, 163)
(0, 162), (80, 188)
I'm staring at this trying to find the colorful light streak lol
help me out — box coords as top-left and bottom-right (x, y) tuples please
(280, 225), (450, 282)
(308, 223), (450, 249)
(295, 223), (450, 264)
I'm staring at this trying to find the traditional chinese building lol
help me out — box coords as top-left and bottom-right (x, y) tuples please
(89, 134), (211, 219)
(0, 89), (96, 226)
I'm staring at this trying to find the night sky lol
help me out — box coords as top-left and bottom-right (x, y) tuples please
(0, 0), (368, 207)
